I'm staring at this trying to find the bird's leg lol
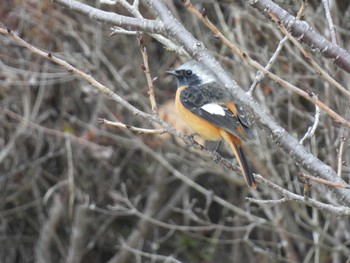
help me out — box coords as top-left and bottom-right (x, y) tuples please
(212, 141), (222, 164)
(184, 132), (197, 147)
(214, 141), (222, 152)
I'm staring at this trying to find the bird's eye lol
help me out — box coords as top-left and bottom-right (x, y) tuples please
(185, 70), (192, 76)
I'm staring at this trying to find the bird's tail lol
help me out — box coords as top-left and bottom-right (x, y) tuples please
(221, 131), (256, 189)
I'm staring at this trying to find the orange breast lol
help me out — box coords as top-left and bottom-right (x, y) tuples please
(175, 86), (222, 141)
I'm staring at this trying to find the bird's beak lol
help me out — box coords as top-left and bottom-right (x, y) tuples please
(166, 70), (178, 77)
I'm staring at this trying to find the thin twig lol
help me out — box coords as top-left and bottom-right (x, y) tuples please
(255, 174), (350, 216)
(65, 133), (75, 219)
(299, 100), (320, 145)
(321, 0), (337, 44)
(137, 33), (158, 113)
(66, 204), (90, 263)
(296, 0), (307, 19)
(0, 108), (109, 151)
(35, 195), (67, 263)
(100, 0), (116, 4)
(246, 197), (289, 205)
(248, 36), (288, 94)
(298, 172), (350, 189)
(3, 109), (108, 151)
(110, 27), (138, 36)
(337, 136), (346, 177)
(111, 0), (190, 57)
(117, 237), (182, 263)
(53, 0), (162, 34)
(108, 191), (256, 232)
(107, 172), (164, 263)
(99, 118), (166, 134)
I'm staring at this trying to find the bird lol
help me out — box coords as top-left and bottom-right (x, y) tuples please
(167, 61), (256, 189)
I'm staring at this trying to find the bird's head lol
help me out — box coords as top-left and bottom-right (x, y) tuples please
(167, 61), (217, 87)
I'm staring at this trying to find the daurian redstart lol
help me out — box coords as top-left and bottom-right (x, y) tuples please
(167, 61), (256, 188)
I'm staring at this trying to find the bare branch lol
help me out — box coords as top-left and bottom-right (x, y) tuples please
(3, 109), (109, 152)
(65, 134), (75, 219)
(337, 136), (347, 178)
(298, 173), (350, 189)
(299, 103), (320, 145)
(248, 36), (288, 94)
(107, 173), (164, 263)
(137, 33), (158, 113)
(108, 191), (257, 232)
(35, 195), (67, 263)
(247, 0), (350, 73)
(322, 0), (338, 44)
(53, 0), (163, 34)
(67, 204), (91, 263)
(117, 237), (182, 263)
(99, 118), (166, 134)
(255, 174), (350, 216)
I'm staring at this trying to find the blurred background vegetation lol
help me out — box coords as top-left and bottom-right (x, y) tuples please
(1, 0), (350, 262)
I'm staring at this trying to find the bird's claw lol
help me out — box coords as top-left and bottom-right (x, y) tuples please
(185, 133), (197, 147)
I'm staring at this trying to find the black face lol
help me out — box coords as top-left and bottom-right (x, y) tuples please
(172, 69), (202, 87)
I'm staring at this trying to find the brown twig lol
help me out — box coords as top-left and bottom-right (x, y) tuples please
(298, 172), (350, 189)
(296, 0), (307, 20)
(137, 33), (158, 113)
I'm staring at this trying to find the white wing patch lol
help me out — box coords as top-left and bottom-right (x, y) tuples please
(201, 103), (225, 116)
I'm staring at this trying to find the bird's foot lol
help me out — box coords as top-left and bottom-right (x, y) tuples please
(185, 133), (197, 147)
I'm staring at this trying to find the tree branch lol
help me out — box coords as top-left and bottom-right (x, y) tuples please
(247, 0), (350, 73)
(53, 0), (164, 34)
(252, 174), (350, 216)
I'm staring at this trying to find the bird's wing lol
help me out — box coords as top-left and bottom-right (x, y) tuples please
(180, 84), (252, 141)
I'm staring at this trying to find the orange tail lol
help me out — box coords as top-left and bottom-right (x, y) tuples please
(221, 131), (256, 189)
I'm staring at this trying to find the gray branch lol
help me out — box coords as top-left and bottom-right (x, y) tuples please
(247, 0), (350, 73)
(53, 0), (164, 34)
